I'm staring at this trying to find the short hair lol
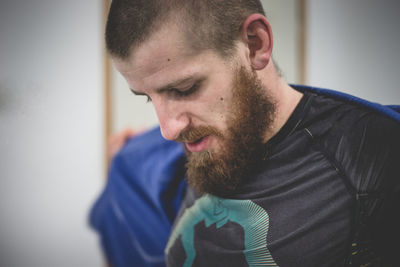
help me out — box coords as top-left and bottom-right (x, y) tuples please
(106, 0), (265, 59)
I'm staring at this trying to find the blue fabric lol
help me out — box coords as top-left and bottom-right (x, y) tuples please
(90, 127), (186, 267)
(293, 85), (400, 123)
(89, 86), (400, 267)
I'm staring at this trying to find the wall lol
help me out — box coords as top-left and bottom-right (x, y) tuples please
(2, 1), (399, 266)
(262, 0), (301, 84)
(306, 0), (400, 104)
(0, 1), (104, 266)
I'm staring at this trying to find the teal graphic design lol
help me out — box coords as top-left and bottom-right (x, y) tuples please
(165, 195), (278, 266)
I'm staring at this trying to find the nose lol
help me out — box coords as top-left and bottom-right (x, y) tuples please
(152, 98), (190, 140)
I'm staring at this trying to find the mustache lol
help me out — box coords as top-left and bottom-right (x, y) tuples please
(175, 126), (222, 143)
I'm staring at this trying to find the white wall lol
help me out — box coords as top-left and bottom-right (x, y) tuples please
(0, 1), (104, 266)
(307, 0), (400, 104)
(262, 0), (301, 84)
(112, 65), (159, 132)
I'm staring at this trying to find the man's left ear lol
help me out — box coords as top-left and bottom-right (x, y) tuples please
(241, 14), (273, 70)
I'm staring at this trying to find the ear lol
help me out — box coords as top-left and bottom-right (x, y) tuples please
(240, 14), (273, 70)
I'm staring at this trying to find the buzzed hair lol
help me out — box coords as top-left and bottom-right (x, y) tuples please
(105, 0), (265, 59)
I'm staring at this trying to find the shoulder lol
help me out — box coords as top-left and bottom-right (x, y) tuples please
(305, 91), (400, 194)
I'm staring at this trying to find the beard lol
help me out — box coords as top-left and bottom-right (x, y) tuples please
(177, 66), (276, 197)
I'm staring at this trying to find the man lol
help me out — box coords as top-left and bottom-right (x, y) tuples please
(96, 0), (400, 266)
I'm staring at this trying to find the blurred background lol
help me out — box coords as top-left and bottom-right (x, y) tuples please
(0, 0), (399, 266)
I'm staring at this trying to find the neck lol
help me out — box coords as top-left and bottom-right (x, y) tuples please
(257, 62), (303, 143)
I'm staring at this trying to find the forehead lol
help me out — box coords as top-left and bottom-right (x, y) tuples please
(113, 21), (203, 91)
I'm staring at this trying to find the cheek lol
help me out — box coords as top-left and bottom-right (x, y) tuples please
(206, 91), (234, 126)
(207, 76), (235, 123)
(203, 94), (232, 127)
(195, 70), (235, 126)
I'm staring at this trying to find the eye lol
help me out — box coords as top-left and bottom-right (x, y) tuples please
(171, 82), (200, 98)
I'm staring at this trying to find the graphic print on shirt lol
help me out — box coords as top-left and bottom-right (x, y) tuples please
(165, 194), (278, 267)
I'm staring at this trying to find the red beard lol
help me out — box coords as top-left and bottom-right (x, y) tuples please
(177, 66), (276, 197)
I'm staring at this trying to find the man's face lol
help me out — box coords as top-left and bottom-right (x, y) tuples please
(114, 23), (275, 197)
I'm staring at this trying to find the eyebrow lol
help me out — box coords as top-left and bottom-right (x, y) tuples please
(130, 76), (198, 96)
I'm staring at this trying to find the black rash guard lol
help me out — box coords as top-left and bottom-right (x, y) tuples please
(165, 90), (400, 267)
